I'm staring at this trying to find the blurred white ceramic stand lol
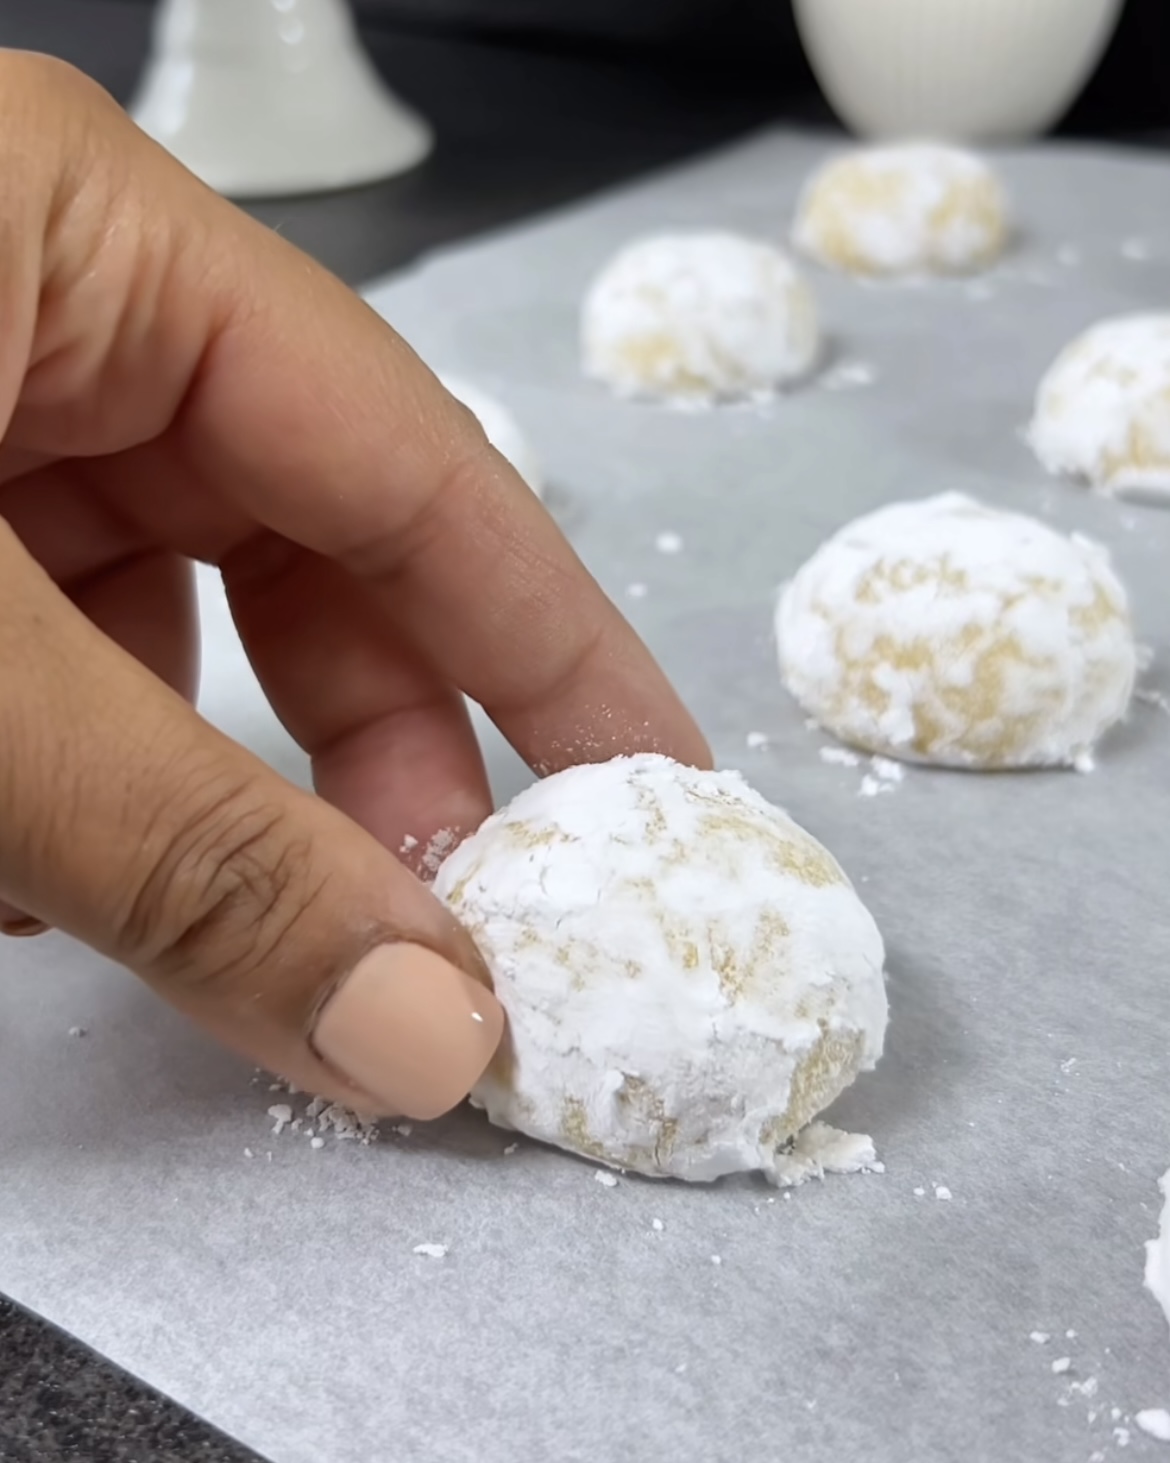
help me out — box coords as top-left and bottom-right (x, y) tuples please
(130, 0), (433, 198)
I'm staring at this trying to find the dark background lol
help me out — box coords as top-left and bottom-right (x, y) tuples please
(0, 2), (1167, 1461)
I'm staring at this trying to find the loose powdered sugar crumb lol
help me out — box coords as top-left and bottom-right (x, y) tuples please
(420, 828), (458, 880)
(652, 1219), (665, 1232)
(769, 1122), (881, 1189)
(594, 1170), (619, 1188)
(1051, 1357), (1072, 1375)
(1145, 1169), (1170, 1333)
(819, 747), (860, 768)
(934, 1186), (953, 1202)
(1136, 1410), (1170, 1442)
(413, 1244), (448, 1260)
(1030, 1331), (1050, 1344)
(67, 1026), (87, 1039)
(267, 1104), (293, 1136)
(399, 834), (419, 854)
(626, 582), (649, 600)
(746, 731), (770, 750)
(655, 531), (684, 555)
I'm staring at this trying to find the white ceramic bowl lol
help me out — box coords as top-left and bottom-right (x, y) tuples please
(793, 0), (1126, 142)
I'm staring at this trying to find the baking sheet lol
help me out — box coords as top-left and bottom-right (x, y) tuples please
(3, 129), (1170, 1463)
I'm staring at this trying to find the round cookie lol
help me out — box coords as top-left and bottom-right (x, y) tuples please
(434, 754), (887, 1184)
(1028, 314), (1170, 501)
(792, 143), (1008, 278)
(439, 373), (544, 498)
(581, 232), (820, 403)
(776, 493), (1136, 770)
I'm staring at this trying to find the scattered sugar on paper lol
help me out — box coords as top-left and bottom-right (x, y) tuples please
(746, 731), (770, 750)
(394, 1123), (414, 1138)
(935, 1186), (953, 1202)
(594, 1170), (619, 1188)
(769, 1122), (882, 1189)
(268, 1104), (293, 1136)
(1136, 1410), (1170, 1442)
(413, 1244), (448, 1260)
(870, 757), (905, 785)
(913, 1187), (926, 1198)
(711, 1255), (722, 1266)
(1052, 1357), (1072, 1375)
(626, 582), (649, 600)
(1136, 688), (1170, 718)
(655, 530), (684, 555)
(1030, 1331), (1051, 1344)
(399, 834), (419, 855)
(1145, 1169), (1170, 1333)
(67, 1026), (87, 1039)
(820, 747), (860, 768)
(652, 1219), (665, 1233)
(1121, 238), (1154, 263)
(1115, 1427), (1131, 1446)
(503, 1143), (519, 1157)
(310, 1137), (325, 1150)
(819, 361), (876, 392)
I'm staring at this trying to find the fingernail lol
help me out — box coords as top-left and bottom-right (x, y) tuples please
(313, 944), (505, 1120)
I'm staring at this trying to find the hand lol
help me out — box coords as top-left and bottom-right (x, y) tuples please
(0, 54), (710, 1119)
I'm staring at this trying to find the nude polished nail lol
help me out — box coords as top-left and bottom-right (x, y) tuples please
(312, 943), (505, 1120)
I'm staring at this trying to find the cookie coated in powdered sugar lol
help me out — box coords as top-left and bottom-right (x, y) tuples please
(580, 232), (820, 403)
(433, 755), (887, 1184)
(1028, 314), (1170, 501)
(776, 493), (1136, 769)
(792, 142), (1008, 279)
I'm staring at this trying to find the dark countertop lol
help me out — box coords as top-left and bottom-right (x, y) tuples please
(1, 3), (1167, 1461)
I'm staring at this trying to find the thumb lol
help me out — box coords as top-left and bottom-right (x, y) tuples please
(0, 524), (504, 1119)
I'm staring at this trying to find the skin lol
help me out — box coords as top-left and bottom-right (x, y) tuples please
(0, 52), (710, 1114)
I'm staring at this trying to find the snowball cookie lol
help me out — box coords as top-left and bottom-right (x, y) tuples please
(776, 493), (1136, 770)
(433, 754), (887, 1184)
(792, 143), (1008, 278)
(1028, 315), (1170, 501)
(438, 373), (544, 498)
(580, 232), (820, 402)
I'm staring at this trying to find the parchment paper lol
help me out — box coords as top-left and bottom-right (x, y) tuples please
(3, 130), (1170, 1463)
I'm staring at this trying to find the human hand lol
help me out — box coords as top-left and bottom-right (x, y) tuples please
(0, 54), (710, 1119)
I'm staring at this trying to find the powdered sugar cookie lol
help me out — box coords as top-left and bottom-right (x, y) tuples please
(776, 493), (1135, 769)
(1028, 314), (1170, 501)
(434, 755), (887, 1183)
(581, 232), (820, 403)
(793, 143), (1008, 278)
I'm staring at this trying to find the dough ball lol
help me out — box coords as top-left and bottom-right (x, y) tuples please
(776, 493), (1136, 769)
(580, 232), (820, 402)
(438, 373), (544, 498)
(792, 143), (1008, 278)
(434, 754), (887, 1184)
(1028, 314), (1170, 502)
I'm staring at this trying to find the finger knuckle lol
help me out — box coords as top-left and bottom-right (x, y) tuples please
(122, 772), (327, 1002)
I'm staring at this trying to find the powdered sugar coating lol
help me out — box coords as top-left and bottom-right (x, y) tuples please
(1028, 314), (1170, 500)
(438, 373), (544, 498)
(433, 755), (887, 1183)
(776, 493), (1136, 769)
(581, 232), (820, 402)
(792, 143), (1008, 278)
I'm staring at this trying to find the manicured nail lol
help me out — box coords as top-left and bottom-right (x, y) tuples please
(312, 944), (505, 1120)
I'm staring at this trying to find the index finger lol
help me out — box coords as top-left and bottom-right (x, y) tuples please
(192, 243), (709, 775)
